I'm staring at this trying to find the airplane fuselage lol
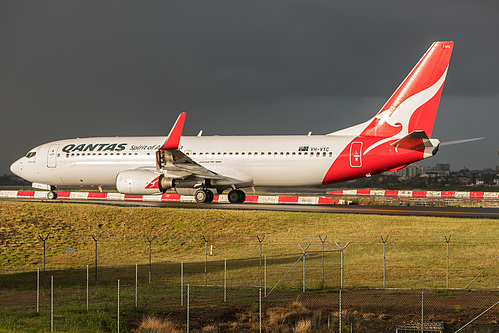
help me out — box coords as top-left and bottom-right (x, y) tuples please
(10, 41), (454, 203)
(12, 135), (354, 187)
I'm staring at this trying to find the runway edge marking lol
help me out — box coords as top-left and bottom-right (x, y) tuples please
(0, 191), (346, 205)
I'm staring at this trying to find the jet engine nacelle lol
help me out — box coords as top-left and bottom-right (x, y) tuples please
(116, 170), (164, 195)
(158, 174), (176, 193)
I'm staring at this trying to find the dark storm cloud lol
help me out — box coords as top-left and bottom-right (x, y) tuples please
(1, 0), (498, 173)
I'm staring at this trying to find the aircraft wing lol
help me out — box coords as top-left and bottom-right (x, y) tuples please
(159, 149), (225, 180)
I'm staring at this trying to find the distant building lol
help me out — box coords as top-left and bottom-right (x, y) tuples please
(400, 164), (422, 177)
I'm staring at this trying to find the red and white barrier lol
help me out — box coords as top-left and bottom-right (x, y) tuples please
(0, 190), (345, 205)
(328, 190), (499, 200)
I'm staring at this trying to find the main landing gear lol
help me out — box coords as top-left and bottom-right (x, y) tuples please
(228, 189), (245, 204)
(194, 189), (214, 203)
(194, 189), (246, 203)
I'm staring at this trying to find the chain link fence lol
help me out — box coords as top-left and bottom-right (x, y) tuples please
(1, 232), (498, 332)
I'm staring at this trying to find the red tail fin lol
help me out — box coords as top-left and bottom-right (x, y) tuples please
(361, 41), (454, 138)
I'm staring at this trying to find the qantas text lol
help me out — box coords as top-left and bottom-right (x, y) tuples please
(62, 143), (127, 153)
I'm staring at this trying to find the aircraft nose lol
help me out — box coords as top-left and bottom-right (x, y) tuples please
(10, 159), (22, 177)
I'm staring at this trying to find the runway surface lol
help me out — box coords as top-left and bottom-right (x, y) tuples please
(7, 197), (499, 219)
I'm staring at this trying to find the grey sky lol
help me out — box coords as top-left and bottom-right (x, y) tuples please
(1, 1), (498, 174)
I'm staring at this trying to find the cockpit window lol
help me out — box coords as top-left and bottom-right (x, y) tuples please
(26, 152), (37, 158)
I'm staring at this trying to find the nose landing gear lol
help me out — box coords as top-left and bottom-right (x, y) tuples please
(47, 191), (58, 200)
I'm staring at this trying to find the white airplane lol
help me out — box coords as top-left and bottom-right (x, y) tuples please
(11, 41), (455, 203)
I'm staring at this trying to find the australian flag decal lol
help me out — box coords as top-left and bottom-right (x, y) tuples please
(298, 146), (309, 152)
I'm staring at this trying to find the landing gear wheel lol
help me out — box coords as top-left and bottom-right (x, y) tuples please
(228, 189), (246, 203)
(195, 189), (207, 203)
(195, 189), (214, 203)
(237, 190), (246, 203)
(205, 190), (214, 203)
(47, 191), (57, 200)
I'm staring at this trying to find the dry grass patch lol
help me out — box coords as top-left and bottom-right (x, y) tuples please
(133, 316), (182, 333)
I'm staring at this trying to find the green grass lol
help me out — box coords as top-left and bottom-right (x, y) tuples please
(1, 201), (498, 290)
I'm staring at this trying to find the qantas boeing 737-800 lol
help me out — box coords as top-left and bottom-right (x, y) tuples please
(10, 41), (455, 203)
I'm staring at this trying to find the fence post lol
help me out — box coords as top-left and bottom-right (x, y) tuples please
(421, 291), (424, 333)
(51, 276), (54, 332)
(259, 288), (262, 333)
(36, 268), (39, 313)
(181, 262), (184, 306)
(224, 258), (227, 302)
(146, 234), (155, 284)
(91, 233), (100, 281)
(264, 254), (267, 297)
(319, 235), (327, 289)
(445, 235), (451, 289)
(187, 284), (190, 333)
(381, 235), (388, 288)
(39, 234), (50, 283)
(202, 234), (210, 287)
(257, 235), (265, 289)
(135, 264), (138, 308)
(118, 279), (120, 333)
(334, 241), (350, 289)
(339, 289), (342, 333)
(86, 265), (89, 311)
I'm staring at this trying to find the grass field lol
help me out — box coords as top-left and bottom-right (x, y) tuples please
(1, 200), (498, 332)
(1, 200), (498, 289)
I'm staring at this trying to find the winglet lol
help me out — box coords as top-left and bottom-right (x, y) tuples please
(161, 112), (186, 150)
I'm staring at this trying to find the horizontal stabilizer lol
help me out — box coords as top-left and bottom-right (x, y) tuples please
(391, 130), (430, 150)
